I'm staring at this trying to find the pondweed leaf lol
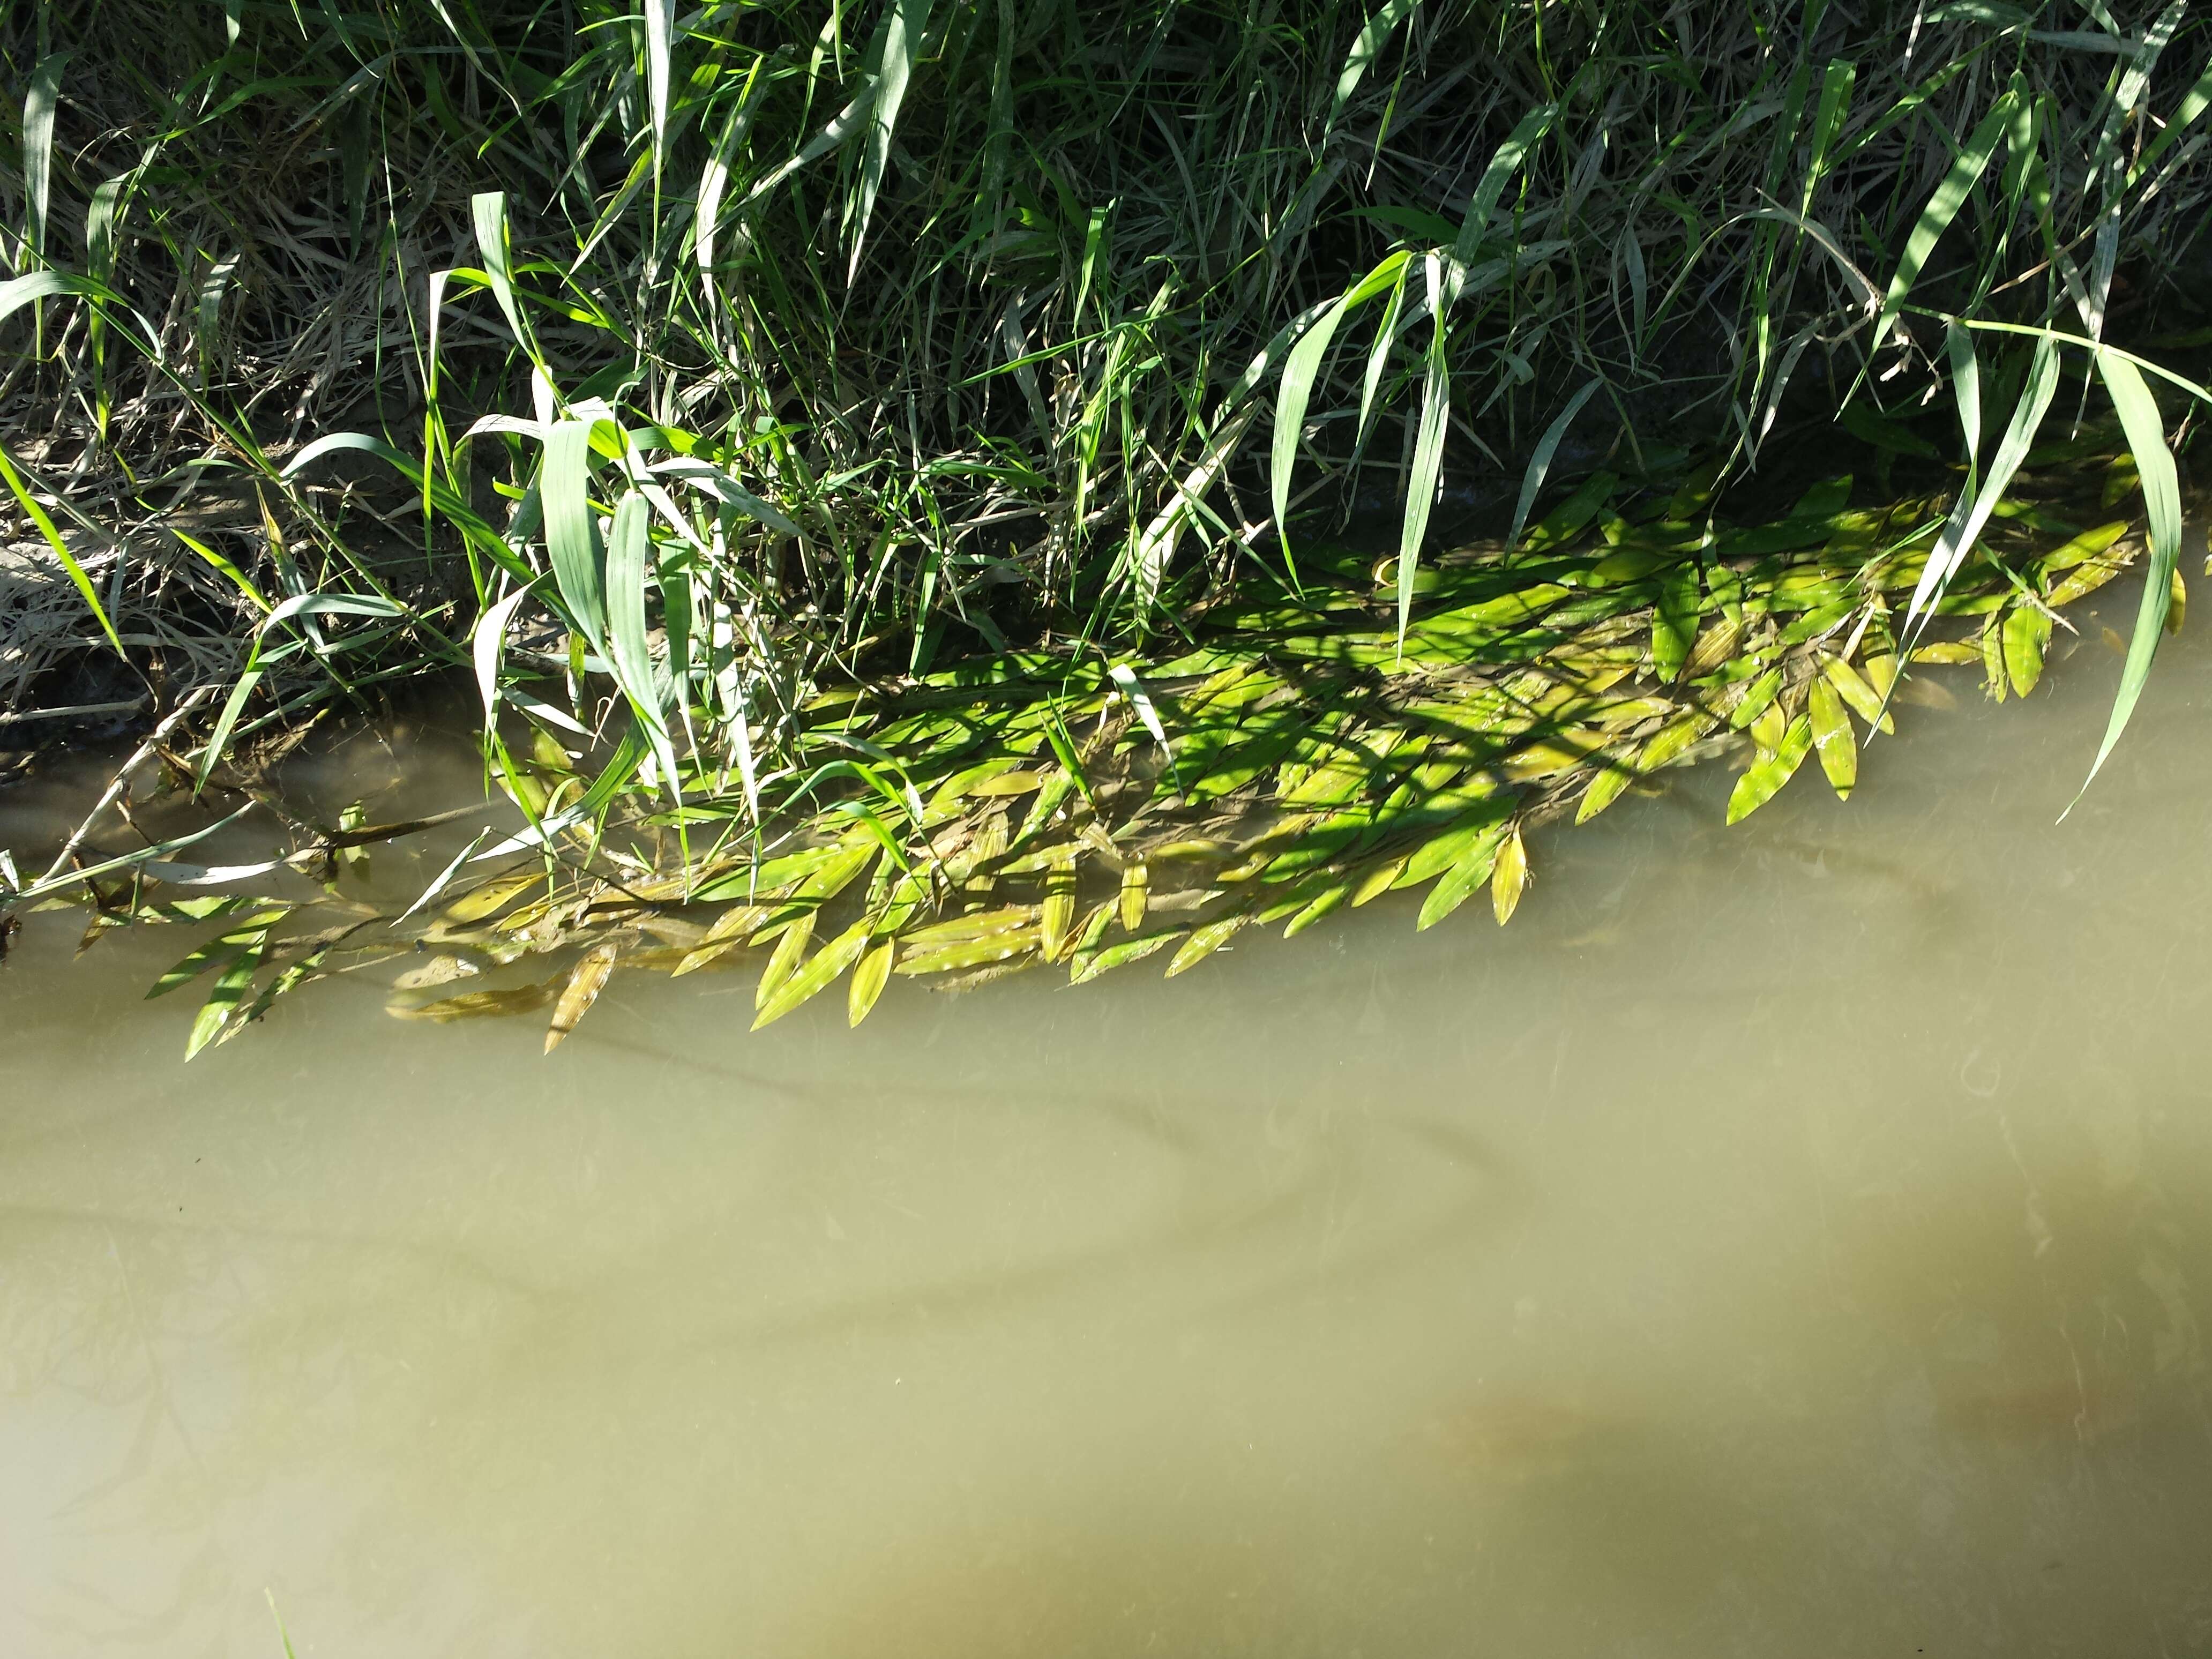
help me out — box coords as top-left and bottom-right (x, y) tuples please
(1040, 851), (1078, 961)
(1821, 655), (1893, 734)
(150, 908), (290, 998)
(1652, 565), (1700, 682)
(388, 974), (565, 1023)
(1070, 930), (1183, 985)
(1639, 714), (1712, 773)
(545, 940), (619, 1053)
(756, 913), (816, 1010)
(393, 953), (482, 991)
(442, 872), (541, 924)
(848, 940), (895, 1027)
(1807, 675), (1856, 798)
(1910, 640), (1983, 664)
(1283, 880), (1351, 938)
(1727, 715), (1813, 824)
(1417, 825), (1507, 931)
(1166, 914), (1250, 977)
(1575, 762), (1634, 824)
(754, 920), (873, 1032)
(2001, 604), (2052, 697)
(1351, 856), (1408, 906)
(1064, 901), (1118, 981)
(1490, 824), (1528, 924)
(1729, 668), (1784, 730)
(900, 904), (1039, 951)
(1119, 860), (1149, 932)
(186, 929), (270, 1059)
(896, 929), (1041, 975)
(2036, 520), (2131, 577)
(223, 946), (331, 1045)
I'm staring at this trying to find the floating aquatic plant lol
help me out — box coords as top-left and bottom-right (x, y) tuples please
(12, 450), (2173, 1055)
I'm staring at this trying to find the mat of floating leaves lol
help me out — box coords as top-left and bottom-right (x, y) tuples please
(42, 465), (2160, 1056)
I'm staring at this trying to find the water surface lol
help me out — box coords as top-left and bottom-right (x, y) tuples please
(6, 572), (2212, 1656)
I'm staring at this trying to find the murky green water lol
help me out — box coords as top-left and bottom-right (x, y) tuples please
(8, 571), (2212, 1657)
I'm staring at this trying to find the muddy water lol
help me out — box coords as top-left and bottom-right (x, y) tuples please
(6, 575), (2212, 1657)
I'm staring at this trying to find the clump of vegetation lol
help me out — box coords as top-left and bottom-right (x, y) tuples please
(2, 2), (2209, 1047)
(5, 452), (2172, 1052)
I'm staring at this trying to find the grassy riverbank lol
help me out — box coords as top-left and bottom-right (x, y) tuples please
(3, 2), (2211, 1043)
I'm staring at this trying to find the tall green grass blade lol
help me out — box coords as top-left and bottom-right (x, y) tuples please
(1903, 335), (2059, 645)
(1874, 98), (2012, 352)
(23, 52), (69, 266)
(1272, 250), (1411, 560)
(849, 0), (929, 281)
(0, 443), (124, 659)
(1396, 253), (1451, 649)
(644, 0), (675, 184)
(1328, 0), (1422, 139)
(1802, 59), (1857, 213)
(542, 418), (610, 648)
(1448, 103), (1556, 281)
(2071, 351), (2183, 808)
(195, 669), (264, 791)
(1506, 379), (1601, 552)
(607, 490), (681, 799)
(470, 191), (534, 363)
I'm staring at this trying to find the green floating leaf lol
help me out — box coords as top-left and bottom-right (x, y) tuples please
(896, 928), (1041, 976)
(149, 909), (290, 998)
(1165, 914), (1250, 977)
(1727, 715), (1813, 825)
(848, 940), (895, 1026)
(1490, 824), (1528, 923)
(1071, 930), (1183, 985)
(2002, 603), (2052, 698)
(186, 930), (270, 1060)
(754, 918), (873, 1031)
(1651, 563), (1700, 682)
(1417, 824), (1508, 930)
(1807, 675), (1856, 799)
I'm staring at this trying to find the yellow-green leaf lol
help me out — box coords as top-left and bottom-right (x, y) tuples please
(755, 912), (815, 1010)
(1071, 930), (1183, 985)
(1041, 851), (1078, 961)
(1166, 914), (1250, 977)
(1821, 654), (1893, 734)
(1417, 826), (1507, 930)
(186, 930), (268, 1059)
(2001, 604), (2051, 698)
(895, 928), (1041, 975)
(1576, 762), (1634, 824)
(1725, 715), (1813, 825)
(1352, 855), (1407, 905)
(1490, 824), (1528, 923)
(1807, 674), (1856, 799)
(753, 919), (873, 1031)
(1909, 640), (1982, 664)
(848, 940), (895, 1026)
(149, 908), (290, 998)
(1284, 880), (1352, 937)
(1118, 860), (1149, 932)
(545, 940), (618, 1054)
